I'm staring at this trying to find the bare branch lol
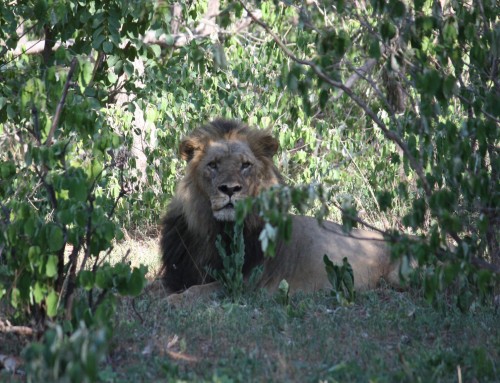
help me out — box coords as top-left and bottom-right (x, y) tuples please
(332, 58), (377, 101)
(470, 256), (500, 275)
(143, 10), (262, 48)
(8, 7), (262, 59)
(0, 318), (35, 336)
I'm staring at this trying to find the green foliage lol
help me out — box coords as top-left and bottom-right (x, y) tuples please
(0, 0), (150, 325)
(236, 185), (328, 256)
(91, 263), (147, 297)
(324, 255), (356, 305)
(23, 321), (109, 383)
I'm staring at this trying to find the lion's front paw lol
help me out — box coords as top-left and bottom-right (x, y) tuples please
(166, 292), (186, 307)
(166, 282), (222, 308)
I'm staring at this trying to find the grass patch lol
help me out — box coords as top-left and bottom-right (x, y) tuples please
(2, 238), (498, 382)
(109, 287), (499, 382)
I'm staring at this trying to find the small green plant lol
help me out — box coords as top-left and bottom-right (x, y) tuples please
(324, 255), (356, 305)
(209, 223), (263, 302)
(277, 279), (290, 306)
(23, 321), (109, 383)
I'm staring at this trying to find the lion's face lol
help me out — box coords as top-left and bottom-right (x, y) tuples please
(177, 120), (281, 223)
(199, 140), (263, 221)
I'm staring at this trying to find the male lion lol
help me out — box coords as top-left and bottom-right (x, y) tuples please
(160, 119), (402, 305)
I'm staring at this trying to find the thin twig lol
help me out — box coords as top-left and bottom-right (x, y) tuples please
(45, 57), (78, 146)
(131, 297), (144, 324)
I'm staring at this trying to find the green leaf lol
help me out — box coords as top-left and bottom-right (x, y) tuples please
(96, 267), (112, 289)
(68, 179), (88, 201)
(80, 61), (93, 86)
(376, 191), (393, 212)
(33, 0), (48, 20)
(48, 225), (64, 252)
(46, 255), (59, 278)
(323, 254), (338, 288)
(28, 246), (41, 264)
(443, 18), (458, 44)
(369, 39), (381, 59)
(79, 270), (95, 290)
(341, 257), (355, 301)
(108, 71), (118, 83)
(92, 34), (106, 50)
(149, 44), (161, 58)
(0, 160), (16, 178)
(319, 89), (329, 109)
(287, 73), (298, 92)
(390, 1), (406, 18)
(277, 279), (290, 305)
(127, 266), (147, 296)
(11, 288), (20, 308)
(380, 21), (396, 41)
(46, 290), (58, 317)
(33, 282), (45, 304)
(103, 41), (113, 54)
(89, 159), (103, 179)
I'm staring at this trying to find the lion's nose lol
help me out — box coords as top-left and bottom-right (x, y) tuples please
(218, 184), (242, 197)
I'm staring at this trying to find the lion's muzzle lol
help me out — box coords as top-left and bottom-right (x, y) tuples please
(212, 182), (243, 221)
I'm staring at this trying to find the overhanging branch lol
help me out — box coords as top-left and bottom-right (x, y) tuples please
(9, 9), (262, 56)
(239, 1), (431, 197)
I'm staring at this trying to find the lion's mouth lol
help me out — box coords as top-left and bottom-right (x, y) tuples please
(212, 200), (235, 212)
(213, 201), (237, 221)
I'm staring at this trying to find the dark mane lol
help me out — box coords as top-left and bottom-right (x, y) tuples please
(160, 212), (265, 292)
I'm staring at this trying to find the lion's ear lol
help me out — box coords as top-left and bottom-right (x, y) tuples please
(179, 138), (199, 162)
(258, 133), (279, 158)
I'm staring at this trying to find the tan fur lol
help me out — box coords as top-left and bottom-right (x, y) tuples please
(160, 119), (401, 306)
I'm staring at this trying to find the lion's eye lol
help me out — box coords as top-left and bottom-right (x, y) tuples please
(241, 161), (252, 170)
(207, 161), (217, 169)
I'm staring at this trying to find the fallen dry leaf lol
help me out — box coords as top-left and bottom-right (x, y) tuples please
(166, 350), (198, 363)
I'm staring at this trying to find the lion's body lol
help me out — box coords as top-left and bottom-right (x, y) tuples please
(160, 119), (401, 304)
(262, 216), (398, 292)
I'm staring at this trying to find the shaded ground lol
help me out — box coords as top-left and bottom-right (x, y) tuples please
(1, 235), (498, 382)
(108, 285), (499, 382)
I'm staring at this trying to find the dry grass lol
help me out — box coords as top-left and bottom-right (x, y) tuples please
(108, 235), (161, 280)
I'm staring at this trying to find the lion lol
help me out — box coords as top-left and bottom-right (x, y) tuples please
(160, 119), (402, 305)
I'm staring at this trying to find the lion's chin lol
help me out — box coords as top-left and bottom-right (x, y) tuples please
(213, 206), (236, 221)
